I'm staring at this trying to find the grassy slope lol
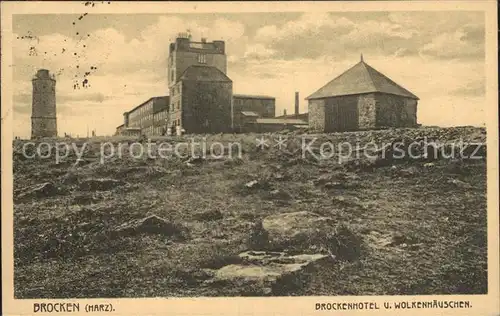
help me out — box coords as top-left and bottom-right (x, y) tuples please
(13, 127), (487, 297)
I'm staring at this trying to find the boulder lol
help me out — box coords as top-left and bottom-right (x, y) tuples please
(446, 178), (473, 189)
(73, 158), (94, 167)
(273, 172), (286, 181)
(207, 250), (335, 296)
(61, 172), (79, 185)
(364, 230), (422, 251)
(266, 189), (292, 201)
(238, 179), (273, 195)
(245, 180), (259, 188)
(314, 172), (360, 189)
(312, 174), (335, 186)
(13, 151), (28, 161)
(193, 209), (223, 221)
(249, 211), (362, 261)
(71, 194), (99, 205)
(16, 182), (60, 201)
(112, 215), (188, 240)
(185, 156), (205, 165)
(323, 182), (344, 189)
(78, 178), (127, 191)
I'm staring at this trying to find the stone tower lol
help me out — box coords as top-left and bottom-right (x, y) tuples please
(167, 34), (228, 130)
(31, 69), (57, 138)
(168, 34), (227, 89)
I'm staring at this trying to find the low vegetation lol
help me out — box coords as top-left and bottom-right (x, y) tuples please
(13, 126), (487, 297)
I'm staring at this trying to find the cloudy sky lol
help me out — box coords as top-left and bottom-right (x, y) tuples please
(12, 10), (485, 137)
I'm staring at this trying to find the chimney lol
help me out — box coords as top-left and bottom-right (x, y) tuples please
(294, 92), (299, 117)
(283, 109), (287, 116)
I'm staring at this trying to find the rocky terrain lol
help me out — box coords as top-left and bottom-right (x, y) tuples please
(13, 126), (487, 298)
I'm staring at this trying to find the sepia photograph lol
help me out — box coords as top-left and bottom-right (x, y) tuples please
(2, 1), (499, 315)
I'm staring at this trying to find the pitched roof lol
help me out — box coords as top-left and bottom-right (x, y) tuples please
(275, 113), (309, 121)
(179, 65), (232, 82)
(241, 111), (259, 117)
(153, 96), (170, 113)
(127, 96), (169, 114)
(306, 60), (419, 100)
(255, 118), (308, 125)
(234, 94), (275, 100)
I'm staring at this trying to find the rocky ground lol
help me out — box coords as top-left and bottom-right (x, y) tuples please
(13, 126), (487, 298)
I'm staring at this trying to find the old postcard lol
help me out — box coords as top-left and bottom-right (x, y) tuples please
(1, 1), (499, 315)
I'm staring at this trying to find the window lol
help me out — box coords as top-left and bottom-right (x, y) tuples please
(197, 54), (206, 64)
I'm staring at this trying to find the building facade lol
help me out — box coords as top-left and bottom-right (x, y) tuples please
(232, 94), (276, 132)
(153, 107), (169, 135)
(241, 117), (308, 133)
(122, 96), (169, 136)
(307, 56), (419, 132)
(168, 35), (233, 134)
(31, 69), (57, 138)
(168, 34), (227, 88)
(118, 35), (282, 135)
(115, 124), (124, 135)
(171, 66), (233, 133)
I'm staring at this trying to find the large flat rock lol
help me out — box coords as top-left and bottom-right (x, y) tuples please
(249, 211), (362, 260)
(206, 251), (335, 296)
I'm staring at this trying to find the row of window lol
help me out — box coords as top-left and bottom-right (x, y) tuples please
(155, 111), (168, 121)
(170, 100), (181, 112)
(171, 86), (181, 97)
(154, 126), (166, 135)
(129, 111), (170, 127)
(172, 119), (181, 127)
(168, 54), (206, 83)
(139, 125), (170, 136)
(130, 113), (153, 125)
(129, 101), (153, 119)
(143, 126), (154, 136)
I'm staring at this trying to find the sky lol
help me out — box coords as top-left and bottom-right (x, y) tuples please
(12, 10), (485, 137)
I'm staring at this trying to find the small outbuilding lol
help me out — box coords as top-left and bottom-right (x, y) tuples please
(306, 55), (419, 132)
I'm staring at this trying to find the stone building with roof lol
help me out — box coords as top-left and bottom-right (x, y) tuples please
(167, 34), (277, 134)
(170, 65), (233, 133)
(121, 96), (169, 136)
(120, 35), (281, 135)
(168, 35), (232, 133)
(306, 55), (419, 132)
(232, 94), (276, 132)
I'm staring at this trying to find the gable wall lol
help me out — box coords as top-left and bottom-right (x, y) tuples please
(308, 99), (326, 132)
(375, 93), (418, 128)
